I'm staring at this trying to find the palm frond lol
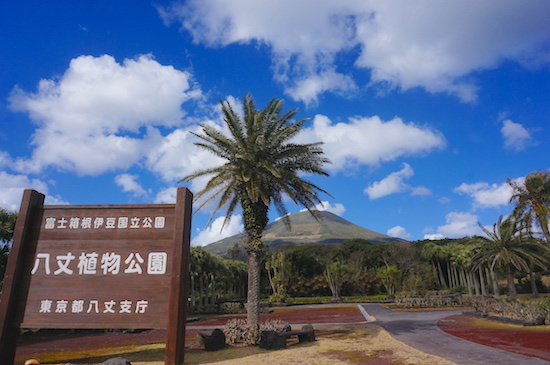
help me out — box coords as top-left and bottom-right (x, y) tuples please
(181, 94), (330, 236)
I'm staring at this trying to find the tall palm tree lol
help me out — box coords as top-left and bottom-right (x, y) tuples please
(181, 94), (330, 327)
(420, 241), (449, 289)
(508, 171), (550, 245)
(471, 215), (548, 297)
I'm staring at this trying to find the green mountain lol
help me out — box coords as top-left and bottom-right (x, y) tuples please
(202, 210), (406, 257)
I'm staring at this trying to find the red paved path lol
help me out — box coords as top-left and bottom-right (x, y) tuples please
(438, 313), (550, 361)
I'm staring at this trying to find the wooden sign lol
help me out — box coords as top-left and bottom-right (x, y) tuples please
(0, 188), (192, 365)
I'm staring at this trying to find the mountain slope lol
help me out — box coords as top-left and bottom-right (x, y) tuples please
(202, 210), (405, 257)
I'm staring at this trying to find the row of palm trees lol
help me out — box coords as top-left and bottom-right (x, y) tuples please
(476, 171), (550, 297)
(188, 247), (248, 312)
(420, 171), (550, 298)
(472, 214), (548, 297)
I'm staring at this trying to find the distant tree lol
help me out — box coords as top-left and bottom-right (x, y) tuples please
(181, 94), (330, 328)
(509, 171), (550, 245)
(265, 251), (290, 303)
(471, 215), (548, 298)
(0, 209), (17, 243)
(227, 242), (246, 261)
(420, 241), (449, 289)
(359, 243), (387, 269)
(0, 209), (17, 290)
(324, 261), (347, 302)
(448, 241), (478, 296)
(338, 238), (374, 255)
(382, 242), (422, 276)
(220, 259), (248, 300)
(376, 265), (402, 299)
(286, 243), (334, 278)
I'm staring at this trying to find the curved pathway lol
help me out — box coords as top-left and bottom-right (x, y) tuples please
(362, 304), (549, 365)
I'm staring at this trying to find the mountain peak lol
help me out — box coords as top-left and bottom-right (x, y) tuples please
(202, 210), (406, 257)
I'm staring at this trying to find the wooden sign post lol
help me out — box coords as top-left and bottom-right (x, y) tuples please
(0, 187), (192, 365)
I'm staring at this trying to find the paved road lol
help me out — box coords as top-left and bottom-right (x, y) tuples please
(362, 303), (549, 365)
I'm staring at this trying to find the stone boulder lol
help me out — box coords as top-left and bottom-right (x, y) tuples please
(259, 330), (286, 350)
(298, 324), (315, 342)
(102, 357), (131, 365)
(204, 328), (226, 351)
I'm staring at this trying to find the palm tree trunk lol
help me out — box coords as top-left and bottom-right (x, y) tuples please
(240, 190), (268, 329)
(451, 264), (458, 288)
(535, 212), (550, 246)
(529, 263), (539, 298)
(479, 268), (487, 296)
(458, 268), (467, 289)
(471, 271), (480, 296)
(464, 269), (473, 295)
(199, 274), (205, 308)
(189, 273), (196, 311)
(247, 249), (261, 328)
(506, 273), (517, 297)
(436, 261), (448, 289)
(490, 269), (500, 299)
(210, 273), (216, 305)
(454, 266), (461, 288)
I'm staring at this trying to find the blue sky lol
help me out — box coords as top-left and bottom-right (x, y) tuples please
(1, 1), (549, 246)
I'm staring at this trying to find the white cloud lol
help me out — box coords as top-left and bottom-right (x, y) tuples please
(501, 119), (536, 152)
(145, 124), (225, 192)
(427, 211), (482, 239)
(424, 233), (445, 240)
(365, 163), (413, 199)
(410, 186), (432, 197)
(9, 54), (202, 176)
(302, 115), (445, 172)
(438, 196), (451, 205)
(364, 163), (432, 199)
(154, 187), (178, 204)
(161, 1), (550, 102)
(115, 174), (150, 197)
(302, 201), (346, 216)
(192, 214), (243, 247)
(0, 152), (11, 168)
(45, 195), (70, 205)
(387, 225), (410, 240)
(286, 69), (357, 106)
(454, 181), (514, 209)
(0, 171), (49, 211)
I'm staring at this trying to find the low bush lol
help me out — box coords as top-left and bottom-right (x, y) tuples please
(470, 296), (549, 324)
(393, 295), (464, 308)
(223, 319), (290, 346)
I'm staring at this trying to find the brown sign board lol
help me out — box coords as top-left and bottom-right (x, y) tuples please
(0, 188), (192, 365)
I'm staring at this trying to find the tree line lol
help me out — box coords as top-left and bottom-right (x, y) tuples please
(1, 170), (550, 310)
(184, 170), (550, 306)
